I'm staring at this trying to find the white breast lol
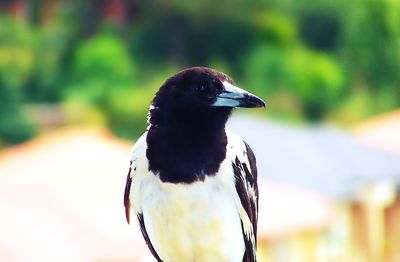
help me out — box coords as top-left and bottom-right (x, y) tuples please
(134, 172), (244, 262)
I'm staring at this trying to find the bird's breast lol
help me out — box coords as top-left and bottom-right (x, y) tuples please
(138, 174), (245, 262)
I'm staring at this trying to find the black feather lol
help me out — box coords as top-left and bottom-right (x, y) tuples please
(124, 166), (132, 224)
(138, 213), (163, 262)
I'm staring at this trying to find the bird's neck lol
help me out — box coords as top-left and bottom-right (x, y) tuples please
(146, 106), (231, 184)
(148, 104), (231, 129)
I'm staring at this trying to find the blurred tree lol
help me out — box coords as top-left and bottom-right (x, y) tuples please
(246, 45), (345, 120)
(129, 1), (255, 74)
(245, 45), (288, 95)
(0, 17), (33, 88)
(65, 33), (141, 138)
(286, 48), (345, 120)
(0, 85), (36, 147)
(253, 11), (297, 46)
(342, 0), (400, 92)
(299, 10), (341, 51)
(0, 17), (36, 146)
(28, 21), (72, 102)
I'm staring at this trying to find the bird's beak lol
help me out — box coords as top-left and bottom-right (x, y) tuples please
(212, 82), (266, 108)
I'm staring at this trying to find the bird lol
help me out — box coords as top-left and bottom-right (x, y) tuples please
(124, 67), (265, 262)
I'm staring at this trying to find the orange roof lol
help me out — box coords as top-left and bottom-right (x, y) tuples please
(0, 127), (148, 262)
(354, 109), (400, 153)
(0, 127), (332, 261)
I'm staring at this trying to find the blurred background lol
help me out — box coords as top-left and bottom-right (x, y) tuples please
(1, 0), (400, 261)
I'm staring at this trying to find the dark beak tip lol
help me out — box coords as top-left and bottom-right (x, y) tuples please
(261, 100), (267, 108)
(258, 103), (266, 109)
(250, 96), (266, 109)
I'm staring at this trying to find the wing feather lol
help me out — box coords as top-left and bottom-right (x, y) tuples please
(123, 163), (133, 224)
(137, 213), (163, 262)
(232, 141), (259, 262)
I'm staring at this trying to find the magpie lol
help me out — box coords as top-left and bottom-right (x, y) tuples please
(124, 67), (265, 262)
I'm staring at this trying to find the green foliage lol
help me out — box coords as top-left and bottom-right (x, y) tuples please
(0, 18), (36, 146)
(65, 33), (146, 138)
(104, 83), (155, 139)
(130, 9), (254, 72)
(29, 21), (72, 101)
(287, 48), (345, 120)
(246, 45), (345, 120)
(245, 45), (288, 95)
(0, 85), (36, 147)
(342, 0), (400, 90)
(253, 11), (297, 46)
(299, 10), (341, 50)
(0, 17), (34, 89)
(66, 33), (135, 101)
(72, 34), (135, 85)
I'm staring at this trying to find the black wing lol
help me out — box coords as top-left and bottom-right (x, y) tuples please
(123, 164), (163, 262)
(232, 142), (259, 262)
(123, 165), (133, 224)
(137, 213), (163, 262)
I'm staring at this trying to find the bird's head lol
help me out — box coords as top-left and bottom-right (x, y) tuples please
(148, 67), (265, 127)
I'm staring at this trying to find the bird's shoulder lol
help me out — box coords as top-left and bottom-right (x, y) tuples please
(225, 130), (256, 176)
(225, 130), (248, 159)
(129, 131), (149, 170)
(124, 131), (149, 223)
(226, 129), (258, 186)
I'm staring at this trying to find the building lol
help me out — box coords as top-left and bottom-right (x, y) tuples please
(354, 109), (400, 262)
(228, 114), (400, 262)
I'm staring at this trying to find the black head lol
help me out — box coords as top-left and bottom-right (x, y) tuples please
(148, 67), (265, 127)
(146, 67), (265, 183)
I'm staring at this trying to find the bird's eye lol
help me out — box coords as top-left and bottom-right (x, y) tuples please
(211, 80), (223, 93)
(197, 85), (206, 93)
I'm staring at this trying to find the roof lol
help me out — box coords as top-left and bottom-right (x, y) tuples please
(354, 109), (400, 154)
(0, 126), (331, 261)
(0, 127), (148, 262)
(258, 180), (331, 239)
(228, 114), (400, 200)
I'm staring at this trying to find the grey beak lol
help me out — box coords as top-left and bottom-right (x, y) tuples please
(212, 82), (266, 108)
